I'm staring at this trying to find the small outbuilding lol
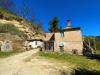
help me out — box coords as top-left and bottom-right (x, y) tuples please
(26, 35), (44, 50)
(27, 39), (44, 49)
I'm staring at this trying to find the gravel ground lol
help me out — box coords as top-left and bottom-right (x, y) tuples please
(0, 49), (74, 75)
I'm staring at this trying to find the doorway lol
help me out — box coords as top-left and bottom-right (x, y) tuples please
(60, 46), (64, 52)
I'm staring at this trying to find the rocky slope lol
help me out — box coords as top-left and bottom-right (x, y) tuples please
(0, 8), (44, 39)
(0, 19), (35, 39)
(0, 9), (45, 51)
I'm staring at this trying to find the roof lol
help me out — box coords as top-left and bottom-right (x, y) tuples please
(46, 27), (81, 33)
(27, 27), (81, 41)
(27, 39), (43, 41)
(63, 27), (81, 32)
(45, 33), (54, 41)
(27, 34), (45, 41)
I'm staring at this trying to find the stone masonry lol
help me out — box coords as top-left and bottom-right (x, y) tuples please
(45, 20), (83, 55)
(54, 29), (83, 54)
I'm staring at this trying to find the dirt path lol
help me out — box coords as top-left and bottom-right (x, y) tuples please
(0, 49), (74, 75)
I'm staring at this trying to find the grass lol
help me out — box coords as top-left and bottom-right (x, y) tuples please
(38, 51), (100, 74)
(0, 8), (23, 21)
(96, 50), (100, 54)
(0, 23), (27, 39)
(0, 51), (17, 58)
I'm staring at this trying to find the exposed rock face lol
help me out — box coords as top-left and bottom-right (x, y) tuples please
(0, 19), (45, 52)
(0, 33), (26, 52)
(1, 40), (13, 52)
(0, 19), (35, 39)
(13, 39), (26, 52)
(0, 19), (34, 52)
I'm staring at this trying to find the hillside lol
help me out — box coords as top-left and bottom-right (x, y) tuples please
(0, 9), (34, 38)
(0, 8), (45, 39)
(0, 9), (44, 51)
(0, 19), (35, 39)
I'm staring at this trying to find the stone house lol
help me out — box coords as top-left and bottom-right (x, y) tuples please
(44, 20), (83, 55)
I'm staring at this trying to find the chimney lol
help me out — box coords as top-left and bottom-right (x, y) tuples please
(67, 20), (71, 29)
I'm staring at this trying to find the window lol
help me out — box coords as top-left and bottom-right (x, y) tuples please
(60, 32), (64, 37)
(60, 46), (64, 52)
(35, 41), (37, 45)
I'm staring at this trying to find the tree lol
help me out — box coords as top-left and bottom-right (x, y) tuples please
(59, 26), (63, 32)
(21, 0), (31, 20)
(0, 0), (14, 11)
(49, 16), (59, 32)
(16, 0), (35, 23)
(35, 22), (43, 34)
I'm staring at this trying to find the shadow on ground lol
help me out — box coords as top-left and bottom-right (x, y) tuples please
(60, 68), (100, 75)
(73, 68), (100, 75)
(85, 54), (100, 61)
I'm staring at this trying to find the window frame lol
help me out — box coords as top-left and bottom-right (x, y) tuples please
(60, 31), (64, 37)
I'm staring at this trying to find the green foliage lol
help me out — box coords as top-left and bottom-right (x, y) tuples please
(0, 8), (35, 33)
(0, 8), (23, 22)
(0, 23), (27, 39)
(95, 36), (100, 50)
(84, 36), (100, 50)
(0, 23), (17, 32)
(34, 22), (43, 34)
(38, 52), (100, 72)
(49, 16), (59, 32)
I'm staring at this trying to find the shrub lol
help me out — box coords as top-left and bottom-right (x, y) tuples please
(0, 8), (23, 22)
(0, 23), (27, 39)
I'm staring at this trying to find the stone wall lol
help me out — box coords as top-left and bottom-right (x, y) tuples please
(54, 29), (83, 55)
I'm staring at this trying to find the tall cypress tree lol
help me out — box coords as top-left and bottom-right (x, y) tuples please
(49, 16), (59, 32)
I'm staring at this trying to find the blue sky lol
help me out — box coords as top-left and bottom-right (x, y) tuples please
(13, 0), (100, 36)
